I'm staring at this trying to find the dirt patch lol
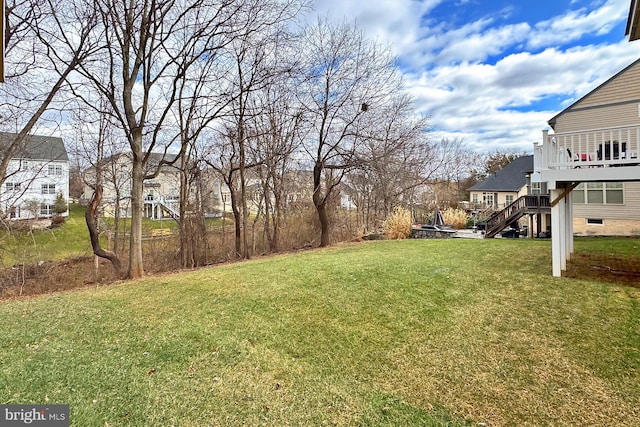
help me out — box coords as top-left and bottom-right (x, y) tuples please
(564, 252), (640, 287)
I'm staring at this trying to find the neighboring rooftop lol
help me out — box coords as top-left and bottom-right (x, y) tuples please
(469, 155), (533, 192)
(0, 132), (68, 162)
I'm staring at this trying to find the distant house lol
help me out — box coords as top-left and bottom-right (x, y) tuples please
(0, 132), (69, 220)
(470, 155), (551, 238)
(83, 152), (188, 219)
(469, 155), (534, 210)
(83, 157), (320, 220)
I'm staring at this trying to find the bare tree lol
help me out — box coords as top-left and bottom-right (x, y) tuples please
(246, 83), (304, 251)
(297, 19), (404, 247)
(0, 0), (101, 196)
(69, 0), (250, 278)
(348, 93), (435, 228)
(70, 97), (129, 259)
(431, 138), (484, 207)
(203, 0), (305, 259)
(170, 27), (235, 268)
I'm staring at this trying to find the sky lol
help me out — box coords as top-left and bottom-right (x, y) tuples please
(311, 0), (640, 153)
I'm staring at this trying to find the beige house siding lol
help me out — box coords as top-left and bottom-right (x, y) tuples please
(551, 59), (640, 133)
(553, 103), (640, 133)
(573, 60), (640, 108)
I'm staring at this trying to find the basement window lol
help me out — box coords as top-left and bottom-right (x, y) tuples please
(586, 218), (604, 225)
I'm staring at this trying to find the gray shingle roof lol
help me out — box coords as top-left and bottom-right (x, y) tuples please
(0, 132), (68, 162)
(469, 155), (533, 192)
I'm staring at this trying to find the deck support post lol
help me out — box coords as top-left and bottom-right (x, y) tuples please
(550, 186), (574, 277)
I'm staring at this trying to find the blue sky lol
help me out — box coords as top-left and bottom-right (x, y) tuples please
(312, 0), (640, 152)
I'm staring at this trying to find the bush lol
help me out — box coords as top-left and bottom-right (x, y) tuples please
(442, 208), (468, 230)
(53, 193), (68, 216)
(383, 207), (413, 239)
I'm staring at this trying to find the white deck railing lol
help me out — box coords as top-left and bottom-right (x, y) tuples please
(535, 125), (640, 172)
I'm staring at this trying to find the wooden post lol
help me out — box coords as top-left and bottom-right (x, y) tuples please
(550, 188), (564, 277)
(566, 191), (574, 261)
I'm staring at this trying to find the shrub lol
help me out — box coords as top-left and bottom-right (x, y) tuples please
(442, 208), (468, 230)
(53, 193), (68, 216)
(383, 207), (413, 239)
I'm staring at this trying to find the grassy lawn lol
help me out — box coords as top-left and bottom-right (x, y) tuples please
(0, 205), (226, 267)
(1, 239), (639, 426)
(0, 204), (94, 266)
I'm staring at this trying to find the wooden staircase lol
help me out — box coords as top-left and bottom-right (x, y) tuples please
(484, 195), (550, 238)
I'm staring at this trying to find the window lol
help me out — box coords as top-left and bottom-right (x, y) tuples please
(586, 218), (604, 225)
(605, 182), (624, 204)
(40, 204), (52, 216)
(9, 206), (19, 219)
(21, 161), (29, 171)
(41, 183), (56, 194)
(472, 194), (478, 204)
(484, 193), (494, 207)
(531, 182), (542, 195)
(5, 182), (21, 192)
(573, 182), (623, 205)
(505, 194), (514, 205)
(48, 164), (63, 176)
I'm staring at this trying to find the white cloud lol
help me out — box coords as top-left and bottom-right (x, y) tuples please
(310, 0), (639, 152)
(528, 0), (628, 49)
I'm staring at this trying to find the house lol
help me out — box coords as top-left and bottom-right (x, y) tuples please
(83, 152), (184, 219)
(0, 132), (69, 220)
(469, 155), (534, 210)
(469, 155), (551, 238)
(85, 156), (334, 220)
(533, 55), (640, 276)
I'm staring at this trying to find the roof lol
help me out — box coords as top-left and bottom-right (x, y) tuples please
(547, 57), (640, 129)
(0, 132), (68, 162)
(469, 155), (532, 192)
(627, 0), (640, 41)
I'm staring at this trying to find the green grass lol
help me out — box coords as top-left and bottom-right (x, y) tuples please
(0, 205), (226, 267)
(0, 204), (94, 266)
(1, 239), (639, 426)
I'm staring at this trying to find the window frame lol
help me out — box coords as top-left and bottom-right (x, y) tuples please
(573, 182), (624, 205)
(47, 164), (63, 176)
(5, 182), (21, 192)
(41, 183), (56, 195)
(40, 203), (53, 217)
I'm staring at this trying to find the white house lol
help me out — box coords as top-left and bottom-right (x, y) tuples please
(1, 132), (69, 220)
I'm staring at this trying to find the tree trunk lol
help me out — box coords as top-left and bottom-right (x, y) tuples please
(230, 191), (242, 258)
(179, 155), (193, 268)
(85, 185), (121, 276)
(316, 201), (330, 247)
(113, 193), (121, 255)
(239, 143), (250, 260)
(127, 157), (145, 278)
(313, 162), (331, 247)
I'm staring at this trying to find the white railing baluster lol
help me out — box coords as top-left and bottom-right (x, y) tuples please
(539, 124), (640, 169)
